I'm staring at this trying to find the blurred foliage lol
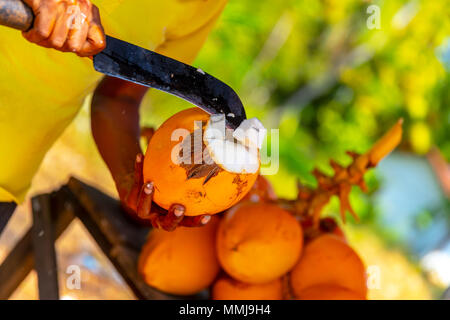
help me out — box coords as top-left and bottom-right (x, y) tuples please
(347, 226), (433, 299)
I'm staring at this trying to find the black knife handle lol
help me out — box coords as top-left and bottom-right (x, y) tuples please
(0, 0), (34, 31)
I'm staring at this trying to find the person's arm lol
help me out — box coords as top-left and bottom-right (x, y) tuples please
(91, 76), (145, 199)
(22, 0), (105, 57)
(91, 76), (210, 230)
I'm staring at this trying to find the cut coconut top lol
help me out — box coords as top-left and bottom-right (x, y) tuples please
(203, 114), (266, 174)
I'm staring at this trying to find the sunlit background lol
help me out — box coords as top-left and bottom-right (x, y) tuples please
(1, 0), (449, 299)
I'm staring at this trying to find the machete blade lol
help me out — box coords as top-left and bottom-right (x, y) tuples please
(93, 36), (246, 129)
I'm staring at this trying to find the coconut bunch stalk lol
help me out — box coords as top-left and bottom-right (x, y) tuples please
(278, 119), (403, 227)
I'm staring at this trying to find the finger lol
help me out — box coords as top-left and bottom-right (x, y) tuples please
(65, 3), (90, 53)
(34, 38), (53, 48)
(158, 204), (185, 231)
(79, 24), (105, 56)
(22, 4), (58, 43)
(124, 153), (144, 206)
(79, 23), (105, 56)
(144, 204), (167, 229)
(136, 182), (154, 219)
(48, 4), (72, 49)
(132, 153), (144, 190)
(179, 215), (211, 228)
(79, 6), (105, 57)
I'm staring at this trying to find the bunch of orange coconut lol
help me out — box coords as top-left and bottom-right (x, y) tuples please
(138, 108), (403, 300)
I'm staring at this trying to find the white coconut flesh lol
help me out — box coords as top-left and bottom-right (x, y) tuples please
(203, 114), (267, 174)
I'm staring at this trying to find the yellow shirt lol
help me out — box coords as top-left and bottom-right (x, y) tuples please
(0, 0), (227, 203)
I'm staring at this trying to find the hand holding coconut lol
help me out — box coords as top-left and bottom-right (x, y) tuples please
(92, 76), (266, 231)
(123, 108), (267, 228)
(142, 108), (266, 217)
(119, 152), (213, 230)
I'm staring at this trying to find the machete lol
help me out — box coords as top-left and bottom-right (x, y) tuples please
(0, 0), (246, 129)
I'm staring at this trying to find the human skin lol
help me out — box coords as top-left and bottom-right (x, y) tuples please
(22, 0), (105, 57)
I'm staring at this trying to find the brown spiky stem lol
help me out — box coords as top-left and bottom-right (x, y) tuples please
(279, 119), (403, 228)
